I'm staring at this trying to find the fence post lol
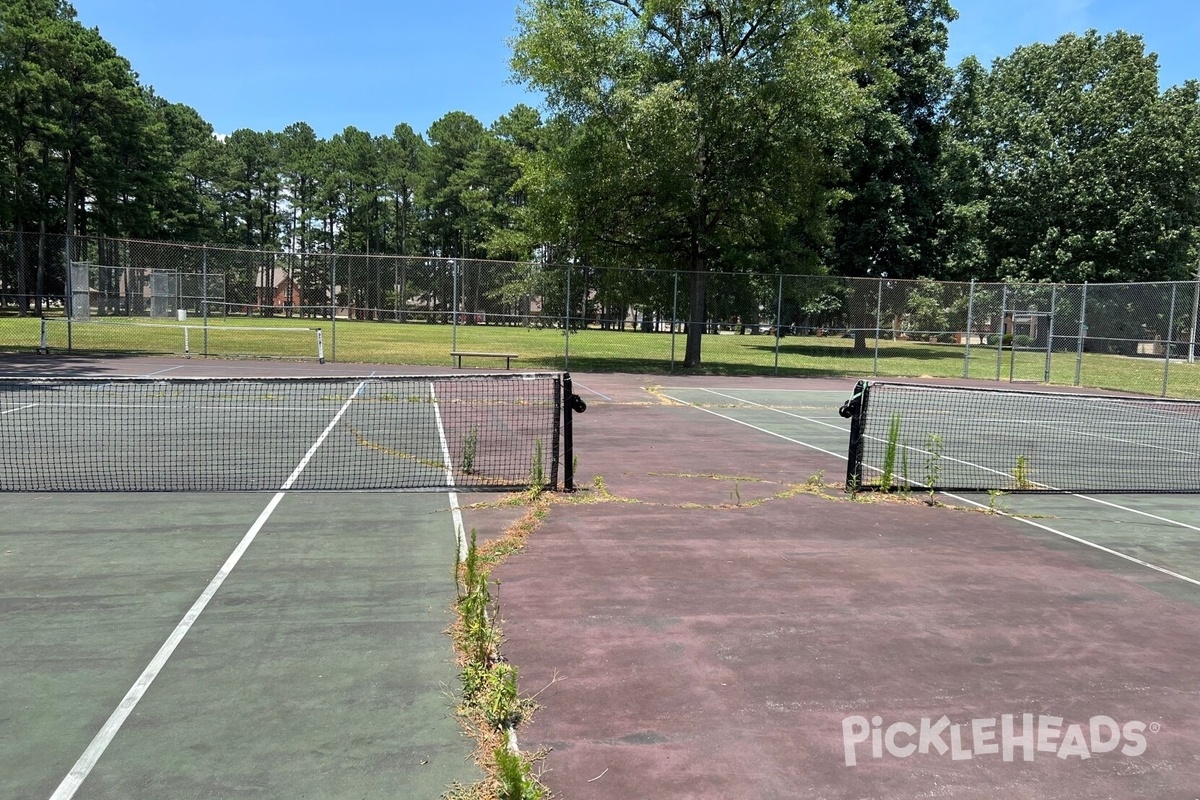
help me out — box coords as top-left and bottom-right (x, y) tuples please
(1074, 282), (1088, 386)
(64, 234), (73, 350)
(202, 245), (209, 356)
(774, 273), (783, 375)
(1045, 285), (1057, 383)
(1163, 282), (1178, 397)
(564, 263), (572, 370)
(873, 277), (883, 376)
(452, 258), (459, 355)
(995, 284), (1008, 381)
(670, 271), (678, 373)
(963, 279), (975, 379)
(330, 252), (337, 362)
(1190, 262), (1200, 364)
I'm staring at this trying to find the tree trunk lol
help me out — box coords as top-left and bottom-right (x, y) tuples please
(35, 222), (45, 316)
(683, 249), (708, 368)
(15, 224), (27, 315)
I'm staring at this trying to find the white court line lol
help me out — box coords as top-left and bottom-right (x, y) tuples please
(669, 390), (1200, 589)
(941, 492), (1200, 589)
(1026, 421), (1200, 460)
(657, 391), (847, 461)
(658, 387), (850, 393)
(699, 388), (847, 431)
(430, 383), (468, 564)
(2, 403), (37, 416)
(571, 381), (612, 402)
(139, 365), (185, 377)
(1063, 495), (1200, 534)
(49, 379), (370, 800)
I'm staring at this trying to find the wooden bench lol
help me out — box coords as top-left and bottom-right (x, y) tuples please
(451, 351), (519, 369)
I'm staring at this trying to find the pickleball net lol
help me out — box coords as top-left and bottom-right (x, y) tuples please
(0, 373), (580, 492)
(841, 381), (1200, 493)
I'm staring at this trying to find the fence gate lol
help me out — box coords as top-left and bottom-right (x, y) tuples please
(1004, 310), (1055, 383)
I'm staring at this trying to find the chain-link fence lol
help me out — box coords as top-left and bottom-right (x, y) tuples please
(2, 231), (1199, 397)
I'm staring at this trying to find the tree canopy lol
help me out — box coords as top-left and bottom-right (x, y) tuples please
(511, 0), (869, 365)
(2, 1), (1200, 366)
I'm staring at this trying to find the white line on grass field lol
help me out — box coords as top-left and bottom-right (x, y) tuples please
(49, 379), (370, 800)
(430, 383), (468, 564)
(671, 393), (1200, 590)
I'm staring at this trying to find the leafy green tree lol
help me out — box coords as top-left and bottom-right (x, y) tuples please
(150, 98), (223, 242)
(476, 104), (545, 262)
(513, 0), (863, 367)
(40, 10), (147, 243)
(380, 122), (428, 257)
(426, 111), (489, 258)
(0, 0), (74, 310)
(86, 86), (169, 239)
(935, 55), (989, 280)
(956, 31), (1200, 283)
(828, 0), (956, 352)
(220, 128), (282, 248)
(279, 121), (324, 252)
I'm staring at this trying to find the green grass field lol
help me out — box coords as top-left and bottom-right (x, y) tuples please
(2, 313), (1198, 399)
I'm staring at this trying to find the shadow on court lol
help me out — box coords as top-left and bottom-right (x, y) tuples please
(0, 491), (478, 799)
(495, 373), (1200, 800)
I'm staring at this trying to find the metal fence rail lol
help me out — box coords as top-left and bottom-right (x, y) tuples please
(2, 232), (1198, 397)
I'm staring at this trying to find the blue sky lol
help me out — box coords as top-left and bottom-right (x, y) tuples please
(72, 0), (1200, 141)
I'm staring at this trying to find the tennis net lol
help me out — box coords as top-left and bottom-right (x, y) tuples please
(0, 373), (578, 492)
(841, 381), (1200, 493)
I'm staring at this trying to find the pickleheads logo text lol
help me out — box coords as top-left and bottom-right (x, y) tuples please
(842, 714), (1153, 766)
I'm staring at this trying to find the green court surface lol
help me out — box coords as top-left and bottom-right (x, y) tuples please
(0, 491), (478, 800)
(657, 384), (1200, 599)
(942, 491), (1200, 603)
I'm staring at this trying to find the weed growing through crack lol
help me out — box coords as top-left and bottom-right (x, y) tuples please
(529, 439), (544, 491)
(923, 433), (944, 502)
(880, 412), (902, 491)
(453, 529), (545, 800)
(461, 426), (479, 474)
(1013, 455), (1033, 490)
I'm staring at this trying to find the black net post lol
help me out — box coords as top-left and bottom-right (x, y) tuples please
(561, 373), (586, 492)
(840, 380), (871, 491)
